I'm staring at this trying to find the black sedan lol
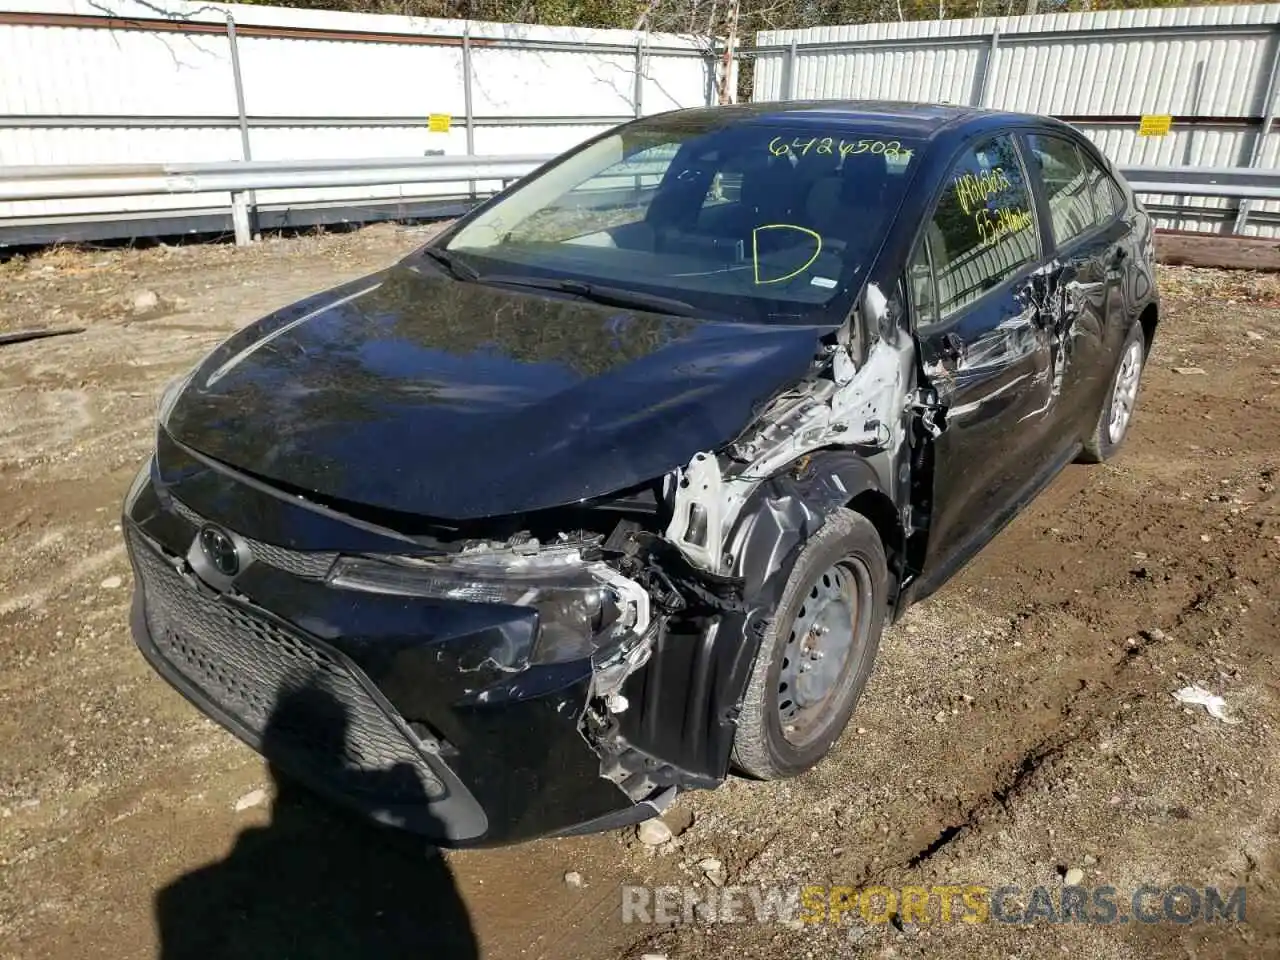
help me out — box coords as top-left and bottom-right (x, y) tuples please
(123, 101), (1158, 845)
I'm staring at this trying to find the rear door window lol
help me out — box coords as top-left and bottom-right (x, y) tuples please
(926, 134), (1039, 320)
(1025, 133), (1097, 246)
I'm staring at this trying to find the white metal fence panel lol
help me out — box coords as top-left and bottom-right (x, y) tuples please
(0, 0), (712, 241)
(755, 4), (1280, 236)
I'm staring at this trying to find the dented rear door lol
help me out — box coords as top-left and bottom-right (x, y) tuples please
(1022, 130), (1132, 451)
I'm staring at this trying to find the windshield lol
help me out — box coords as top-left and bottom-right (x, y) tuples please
(441, 117), (923, 324)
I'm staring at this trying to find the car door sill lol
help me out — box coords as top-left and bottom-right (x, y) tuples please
(903, 440), (1082, 609)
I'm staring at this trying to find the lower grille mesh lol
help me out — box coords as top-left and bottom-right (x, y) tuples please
(130, 528), (444, 802)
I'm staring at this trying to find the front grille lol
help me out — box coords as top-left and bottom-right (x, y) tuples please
(130, 528), (445, 802)
(168, 496), (337, 580)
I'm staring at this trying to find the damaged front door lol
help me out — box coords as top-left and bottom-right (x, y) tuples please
(909, 132), (1055, 589)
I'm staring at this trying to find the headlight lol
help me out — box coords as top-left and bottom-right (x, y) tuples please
(328, 542), (650, 665)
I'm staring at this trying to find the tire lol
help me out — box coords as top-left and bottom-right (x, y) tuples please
(1079, 322), (1146, 464)
(731, 508), (888, 780)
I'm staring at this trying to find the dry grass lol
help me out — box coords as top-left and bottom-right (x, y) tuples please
(1157, 264), (1280, 305)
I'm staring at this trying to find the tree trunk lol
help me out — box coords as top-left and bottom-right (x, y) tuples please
(719, 0), (739, 104)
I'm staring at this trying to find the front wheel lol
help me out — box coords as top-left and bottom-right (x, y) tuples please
(1080, 323), (1146, 463)
(731, 508), (888, 780)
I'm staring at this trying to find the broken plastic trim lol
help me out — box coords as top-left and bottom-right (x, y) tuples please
(581, 616), (723, 802)
(588, 615), (662, 715)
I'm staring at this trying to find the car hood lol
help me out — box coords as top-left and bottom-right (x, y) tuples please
(164, 264), (832, 521)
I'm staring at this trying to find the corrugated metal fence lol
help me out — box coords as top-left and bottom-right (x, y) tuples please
(0, 0), (713, 243)
(753, 4), (1280, 236)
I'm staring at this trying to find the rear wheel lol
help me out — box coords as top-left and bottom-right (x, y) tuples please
(1080, 323), (1146, 463)
(731, 508), (887, 780)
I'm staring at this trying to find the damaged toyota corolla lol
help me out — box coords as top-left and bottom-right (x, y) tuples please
(123, 101), (1158, 845)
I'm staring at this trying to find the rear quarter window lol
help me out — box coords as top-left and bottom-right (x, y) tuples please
(1085, 158), (1125, 223)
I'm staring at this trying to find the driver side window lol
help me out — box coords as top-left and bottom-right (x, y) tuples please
(923, 134), (1039, 322)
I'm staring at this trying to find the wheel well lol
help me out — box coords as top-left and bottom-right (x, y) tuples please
(1138, 303), (1159, 359)
(846, 489), (904, 600)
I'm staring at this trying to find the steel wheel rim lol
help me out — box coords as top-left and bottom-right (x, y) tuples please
(1108, 339), (1143, 445)
(776, 558), (872, 748)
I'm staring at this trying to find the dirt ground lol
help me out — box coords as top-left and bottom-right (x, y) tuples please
(1, 225), (1277, 960)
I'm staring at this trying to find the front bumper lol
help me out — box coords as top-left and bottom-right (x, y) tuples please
(124, 458), (674, 846)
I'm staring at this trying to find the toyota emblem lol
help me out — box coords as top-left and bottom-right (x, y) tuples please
(199, 526), (240, 577)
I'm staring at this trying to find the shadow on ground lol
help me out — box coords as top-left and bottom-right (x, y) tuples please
(154, 686), (478, 960)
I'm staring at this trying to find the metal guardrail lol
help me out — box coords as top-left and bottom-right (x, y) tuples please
(0, 155), (554, 191)
(1, 157), (1278, 246)
(1120, 166), (1280, 198)
(0, 155), (553, 244)
(0, 9), (697, 239)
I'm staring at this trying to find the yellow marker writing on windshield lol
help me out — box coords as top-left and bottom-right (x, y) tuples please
(752, 224), (823, 285)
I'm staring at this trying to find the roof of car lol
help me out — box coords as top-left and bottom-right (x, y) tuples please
(652, 100), (1051, 142)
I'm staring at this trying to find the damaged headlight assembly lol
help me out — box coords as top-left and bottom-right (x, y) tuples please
(327, 541), (651, 665)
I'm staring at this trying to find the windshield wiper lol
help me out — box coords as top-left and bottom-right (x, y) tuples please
(418, 246), (479, 282)
(478, 275), (704, 318)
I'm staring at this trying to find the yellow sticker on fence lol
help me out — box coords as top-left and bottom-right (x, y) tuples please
(1138, 115), (1172, 137)
(428, 113), (452, 133)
